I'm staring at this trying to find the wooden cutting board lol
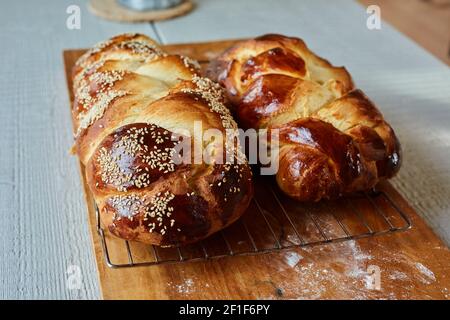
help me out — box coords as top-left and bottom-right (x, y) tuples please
(63, 39), (450, 300)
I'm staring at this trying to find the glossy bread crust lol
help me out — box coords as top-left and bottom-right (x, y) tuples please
(207, 34), (401, 201)
(73, 34), (253, 246)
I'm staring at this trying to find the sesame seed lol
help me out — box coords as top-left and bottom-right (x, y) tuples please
(144, 191), (176, 236)
(109, 194), (142, 219)
(180, 55), (201, 70)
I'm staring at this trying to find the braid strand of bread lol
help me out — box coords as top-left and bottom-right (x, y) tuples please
(207, 34), (401, 202)
(72, 34), (253, 246)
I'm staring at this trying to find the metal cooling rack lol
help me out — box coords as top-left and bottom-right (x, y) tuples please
(94, 178), (411, 269)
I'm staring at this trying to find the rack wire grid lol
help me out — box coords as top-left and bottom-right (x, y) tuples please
(94, 177), (411, 268)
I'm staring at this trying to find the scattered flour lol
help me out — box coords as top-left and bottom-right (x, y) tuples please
(166, 240), (441, 299)
(279, 240), (376, 299)
(347, 240), (373, 261)
(344, 240), (372, 279)
(174, 278), (194, 294)
(389, 270), (408, 281)
(415, 263), (436, 284)
(284, 251), (302, 267)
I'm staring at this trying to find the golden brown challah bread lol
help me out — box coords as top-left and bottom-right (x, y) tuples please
(207, 34), (401, 201)
(72, 33), (253, 246)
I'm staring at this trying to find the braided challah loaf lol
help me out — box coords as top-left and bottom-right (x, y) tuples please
(72, 34), (253, 246)
(207, 34), (401, 202)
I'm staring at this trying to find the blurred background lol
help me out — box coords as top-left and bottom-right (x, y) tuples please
(358, 0), (450, 66)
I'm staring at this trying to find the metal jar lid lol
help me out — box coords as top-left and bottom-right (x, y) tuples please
(118, 0), (183, 11)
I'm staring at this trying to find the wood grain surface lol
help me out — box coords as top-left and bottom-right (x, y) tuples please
(64, 43), (450, 300)
(1, 0), (450, 299)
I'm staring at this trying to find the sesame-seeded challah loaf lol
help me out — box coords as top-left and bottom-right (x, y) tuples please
(207, 34), (401, 202)
(72, 34), (253, 246)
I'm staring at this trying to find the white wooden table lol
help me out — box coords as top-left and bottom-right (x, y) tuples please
(0, 0), (449, 299)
